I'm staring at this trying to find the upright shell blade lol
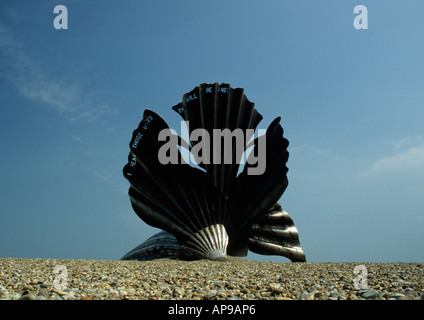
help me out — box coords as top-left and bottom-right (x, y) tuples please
(248, 204), (306, 262)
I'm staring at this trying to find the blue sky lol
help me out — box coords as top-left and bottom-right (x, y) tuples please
(0, 1), (423, 263)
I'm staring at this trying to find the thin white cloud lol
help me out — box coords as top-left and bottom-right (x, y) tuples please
(386, 135), (424, 150)
(361, 145), (424, 177)
(0, 22), (113, 122)
(71, 135), (85, 145)
(93, 170), (115, 184)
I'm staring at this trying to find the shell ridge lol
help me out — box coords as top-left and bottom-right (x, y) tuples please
(247, 204), (306, 262)
(128, 165), (202, 234)
(128, 189), (194, 239)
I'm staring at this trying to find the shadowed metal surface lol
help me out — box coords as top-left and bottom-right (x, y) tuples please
(121, 83), (306, 262)
(248, 203), (306, 262)
(121, 231), (181, 261)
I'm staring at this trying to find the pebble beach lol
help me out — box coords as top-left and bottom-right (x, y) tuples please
(1, 257), (423, 301)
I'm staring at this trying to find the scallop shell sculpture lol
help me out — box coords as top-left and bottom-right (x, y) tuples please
(121, 83), (306, 262)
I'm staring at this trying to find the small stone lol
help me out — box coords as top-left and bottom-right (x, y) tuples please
(20, 293), (36, 300)
(276, 297), (292, 300)
(389, 293), (406, 300)
(22, 285), (34, 291)
(11, 293), (21, 300)
(329, 291), (341, 298)
(204, 289), (217, 299)
(361, 290), (380, 300)
(0, 285), (9, 297)
(35, 296), (46, 300)
(348, 294), (359, 300)
(37, 288), (49, 297)
(299, 291), (311, 300)
(314, 291), (325, 300)
(270, 283), (285, 294)
(98, 290), (108, 297)
(80, 296), (92, 300)
(381, 290), (389, 299)
(62, 291), (76, 300)
(49, 292), (63, 300)
(119, 289), (128, 296)
(175, 287), (185, 296)
(142, 282), (150, 291)
(52, 288), (68, 296)
(343, 283), (351, 290)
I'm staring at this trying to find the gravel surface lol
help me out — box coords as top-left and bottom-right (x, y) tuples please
(0, 257), (423, 300)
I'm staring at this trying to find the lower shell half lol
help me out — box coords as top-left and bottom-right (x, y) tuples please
(121, 204), (306, 262)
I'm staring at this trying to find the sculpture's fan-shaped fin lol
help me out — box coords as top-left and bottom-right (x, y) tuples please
(238, 116), (289, 213)
(172, 83), (263, 198)
(226, 117), (290, 256)
(248, 204), (306, 262)
(172, 83), (263, 145)
(123, 110), (217, 241)
(123, 110), (229, 260)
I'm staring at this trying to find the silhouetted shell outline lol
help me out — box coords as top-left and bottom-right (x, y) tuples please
(122, 83), (306, 262)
